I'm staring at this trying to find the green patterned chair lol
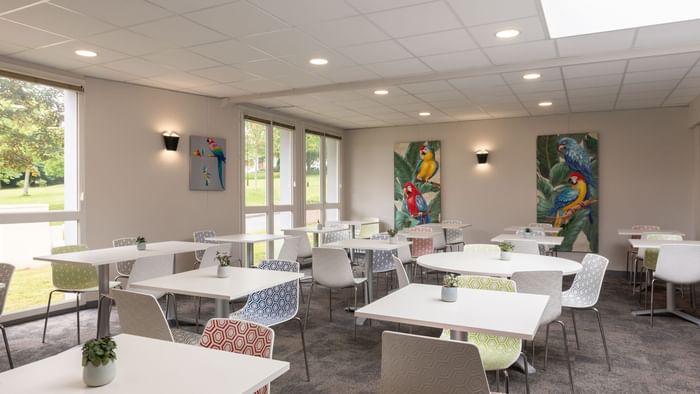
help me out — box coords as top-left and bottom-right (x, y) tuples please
(42, 245), (120, 344)
(441, 275), (528, 393)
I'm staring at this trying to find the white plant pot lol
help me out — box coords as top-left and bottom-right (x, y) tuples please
(136, 242), (146, 251)
(389, 236), (396, 244)
(316, 223), (323, 230)
(501, 251), (512, 260)
(441, 286), (458, 302)
(217, 265), (232, 278)
(83, 360), (116, 387)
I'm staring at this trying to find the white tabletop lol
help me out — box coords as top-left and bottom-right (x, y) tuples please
(417, 252), (581, 276)
(491, 234), (564, 246)
(34, 241), (212, 266)
(324, 238), (411, 251)
(438, 223), (472, 230)
(129, 266), (303, 300)
(617, 229), (685, 236)
(0, 334), (288, 394)
(628, 239), (700, 249)
(206, 233), (287, 243)
(355, 284), (548, 340)
(282, 226), (349, 234)
(398, 231), (436, 239)
(333, 219), (379, 226)
(505, 226), (561, 234)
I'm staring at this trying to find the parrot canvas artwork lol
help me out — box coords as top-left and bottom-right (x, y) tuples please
(394, 141), (441, 230)
(190, 135), (226, 191)
(536, 133), (599, 252)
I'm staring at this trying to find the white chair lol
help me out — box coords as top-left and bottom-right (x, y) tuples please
(322, 225), (351, 244)
(513, 270), (573, 393)
(277, 236), (300, 261)
(650, 244), (700, 326)
(634, 232), (683, 296)
(112, 237), (136, 281)
(562, 254), (611, 371)
(381, 331), (492, 394)
(0, 263), (15, 369)
(442, 219), (465, 251)
(111, 289), (200, 345)
(126, 254), (180, 325)
(284, 229), (313, 263)
(395, 234), (415, 279)
(194, 244), (234, 329)
(305, 248), (367, 336)
(392, 256), (410, 289)
(509, 239), (541, 255)
(358, 218), (380, 239)
(192, 229), (217, 268)
(626, 225), (660, 283)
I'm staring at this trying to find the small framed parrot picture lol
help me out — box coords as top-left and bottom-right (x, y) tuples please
(190, 135), (226, 191)
(536, 132), (598, 252)
(394, 140), (441, 230)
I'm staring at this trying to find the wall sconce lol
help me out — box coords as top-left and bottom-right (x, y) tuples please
(476, 149), (489, 165)
(162, 131), (179, 151)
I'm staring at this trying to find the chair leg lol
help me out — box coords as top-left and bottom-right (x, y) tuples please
(328, 288), (333, 322)
(543, 323), (550, 370)
(592, 307), (611, 371)
(170, 293), (180, 329)
(692, 285), (697, 311)
(42, 290), (57, 344)
(293, 317), (310, 381)
(304, 283), (314, 329)
(503, 369), (510, 394)
(519, 352), (530, 394)
(555, 320), (575, 393)
(650, 278), (656, 327)
(354, 286), (358, 340)
(1, 324), (13, 369)
(75, 292), (81, 344)
(195, 297), (202, 332)
(570, 309), (580, 350)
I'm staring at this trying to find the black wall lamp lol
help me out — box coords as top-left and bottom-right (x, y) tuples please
(162, 131), (179, 151)
(476, 149), (489, 165)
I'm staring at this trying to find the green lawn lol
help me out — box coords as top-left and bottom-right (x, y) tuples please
(4, 265), (62, 313)
(0, 184), (65, 210)
(245, 172), (320, 206)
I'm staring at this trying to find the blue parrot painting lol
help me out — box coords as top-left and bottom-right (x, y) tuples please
(206, 137), (226, 188)
(558, 137), (595, 188)
(550, 172), (587, 228)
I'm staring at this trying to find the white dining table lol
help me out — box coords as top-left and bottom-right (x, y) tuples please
(205, 233), (287, 268)
(505, 226), (561, 235)
(282, 226), (349, 247)
(398, 231), (436, 239)
(355, 283), (549, 341)
(491, 233), (564, 246)
(618, 229), (685, 237)
(627, 239), (700, 249)
(333, 219), (379, 238)
(34, 241), (212, 337)
(130, 266), (303, 318)
(417, 252), (581, 277)
(0, 334), (289, 394)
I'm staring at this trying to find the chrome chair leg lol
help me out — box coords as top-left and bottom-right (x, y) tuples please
(293, 317), (310, 381)
(169, 293), (180, 329)
(304, 283), (314, 329)
(195, 297), (202, 332)
(1, 324), (13, 369)
(42, 290), (58, 343)
(503, 369), (510, 394)
(554, 320), (575, 393)
(591, 307), (611, 371)
(570, 309), (580, 350)
(328, 288), (333, 322)
(75, 292), (81, 344)
(543, 323), (550, 370)
(650, 278), (656, 327)
(519, 352), (530, 394)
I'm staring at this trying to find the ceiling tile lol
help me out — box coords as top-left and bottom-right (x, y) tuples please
(664, 95), (697, 106)
(189, 39), (269, 64)
(414, 90), (465, 102)
(515, 89), (566, 102)
(229, 78), (289, 93)
(0, 18), (68, 48)
(185, 2), (290, 38)
(273, 72), (329, 89)
(364, 58), (431, 77)
(102, 57), (174, 78)
(568, 95), (617, 106)
(12, 47), (90, 70)
(130, 16), (227, 46)
(562, 60), (627, 79)
(468, 17), (545, 48)
(501, 67), (560, 84)
(310, 65), (380, 83)
(78, 64), (140, 81)
(85, 29), (174, 56)
(620, 80), (677, 93)
(464, 89), (516, 102)
(671, 87), (700, 97)
(34, 40), (130, 64)
(305, 16), (389, 47)
(615, 99), (664, 110)
(448, 75), (505, 89)
(188, 83), (251, 98)
(421, 49), (491, 72)
(0, 39), (28, 55)
(366, 2), (462, 38)
(52, 0), (171, 27)
(570, 103), (615, 113)
(627, 53), (700, 72)
(146, 0), (237, 14)
(398, 29), (477, 57)
(484, 40), (556, 65)
(282, 50), (356, 69)
(556, 30), (635, 57)
(623, 68), (687, 84)
(235, 58), (301, 79)
(249, 0), (357, 26)
(677, 76), (700, 89)
(243, 29), (330, 58)
(447, 0), (538, 26)
(338, 40), (412, 64)
(0, 0), (41, 14)
(635, 19), (700, 49)
(144, 48), (220, 71)
(509, 79), (564, 93)
(564, 74), (623, 89)
(400, 80), (455, 94)
(4, 3), (114, 38)
(567, 85), (620, 98)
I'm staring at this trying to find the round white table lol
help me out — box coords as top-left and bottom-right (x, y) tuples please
(417, 252), (582, 277)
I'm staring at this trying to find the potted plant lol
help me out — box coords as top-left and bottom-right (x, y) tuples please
(135, 236), (146, 250)
(499, 241), (514, 260)
(441, 274), (459, 302)
(216, 251), (232, 278)
(82, 336), (117, 387)
(387, 228), (398, 243)
(523, 227), (533, 238)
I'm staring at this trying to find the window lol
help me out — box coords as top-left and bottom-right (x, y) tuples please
(243, 116), (294, 263)
(0, 74), (81, 316)
(305, 130), (341, 226)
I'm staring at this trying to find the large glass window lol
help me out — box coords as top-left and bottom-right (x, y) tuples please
(244, 119), (267, 207)
(0, 75), (80, 315)
(305, 131), (341, 229)
(305, 133), (321, 205)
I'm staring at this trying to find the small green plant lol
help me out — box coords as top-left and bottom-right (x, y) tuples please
(499, 241), (514, 252)
(82, 337), (117, 367)
(216, 251), (231, 267)
(443, 274), (459, 288)
(135, 236), (146, 244)
(387, 228), (398, 237)
(525, 227), (532, 233)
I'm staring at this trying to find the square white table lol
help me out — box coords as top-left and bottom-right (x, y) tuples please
(505, 226), (561, 235)
(627, 239), (700, 249)
(491, 233), (564, 246)
(355, 284), (549, 340)
(617, 229), (685, 237)
(130, 266), (303, 318)
(282, 226), (350, 247)
(0, 334), (289, 394)
(205, 233), (287, 268)
(333, 219), (379, 239)
(34, 241), (212, 337)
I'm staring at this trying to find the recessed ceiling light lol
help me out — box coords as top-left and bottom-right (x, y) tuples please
(538, 101), (553, 107)
(419, 112), (431, 116)
(75, 49), (97, 57)
(495, 29), (520, 39)
(309, 58), (328, 65)
(374, 89), (389, 95)
(522, 73), (541, 80)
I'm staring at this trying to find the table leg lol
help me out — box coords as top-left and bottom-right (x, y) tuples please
(246, 243), (254, 268)
(631, 282), (700, 326)
(313, 233), (319, 247)
(96, 265), (110, 338)
(349, 224), (356, 262)
(215, 299), (229, 318)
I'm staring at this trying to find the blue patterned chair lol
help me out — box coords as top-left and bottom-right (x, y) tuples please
(231, 259), (309, 381)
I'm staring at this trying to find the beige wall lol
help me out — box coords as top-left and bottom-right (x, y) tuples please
(342, 107), (694, 270)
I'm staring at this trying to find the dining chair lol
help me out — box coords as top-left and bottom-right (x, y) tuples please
(126, 254), (180, 326)
(42, 245), (121, 344)
(112, 237), (136, 281)
(305, 248), (367, 337)
(392, 256), (410, 290)
(277, 236), (299, 261)
(322, 225), (351, 244)
(395, 234), (416, 280)
(509, 239), (541, 255)
(284, 230), (313, 263)
(440, 275), (529, 393)
(111, 289), (200, 345)
(193, 244), (235, 330)
(408, 226), (442, 282)
(626, 225), (660, 283)
(199, 318), (274, 394)
(462, 243), (500, 257)
(367, 233), (398, 297)
(442, 219), (465, 251)
(231, 259), (309, 381)
(381, 331), (492, 394)
(562, 253), (611, 371)
(639, 233), (683, 305)
(358, 218), (380, 239)
(193, 229), (217, 268)
(512, 270), (573, 393)
(650, 245), (700, 326)
(0, 263), (15, 369)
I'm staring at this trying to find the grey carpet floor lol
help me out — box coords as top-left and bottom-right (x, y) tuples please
(1, 272), (699, 393)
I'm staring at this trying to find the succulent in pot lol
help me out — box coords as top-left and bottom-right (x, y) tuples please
(216, 251), (232, 278)
(135, 236), (146, 250)
(316, 220), (323, 230)
(386, 228), (398, 243)
(441, 274), (459, 302)
(499, 241), (514, 260)
(82, 336), (117, 387)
